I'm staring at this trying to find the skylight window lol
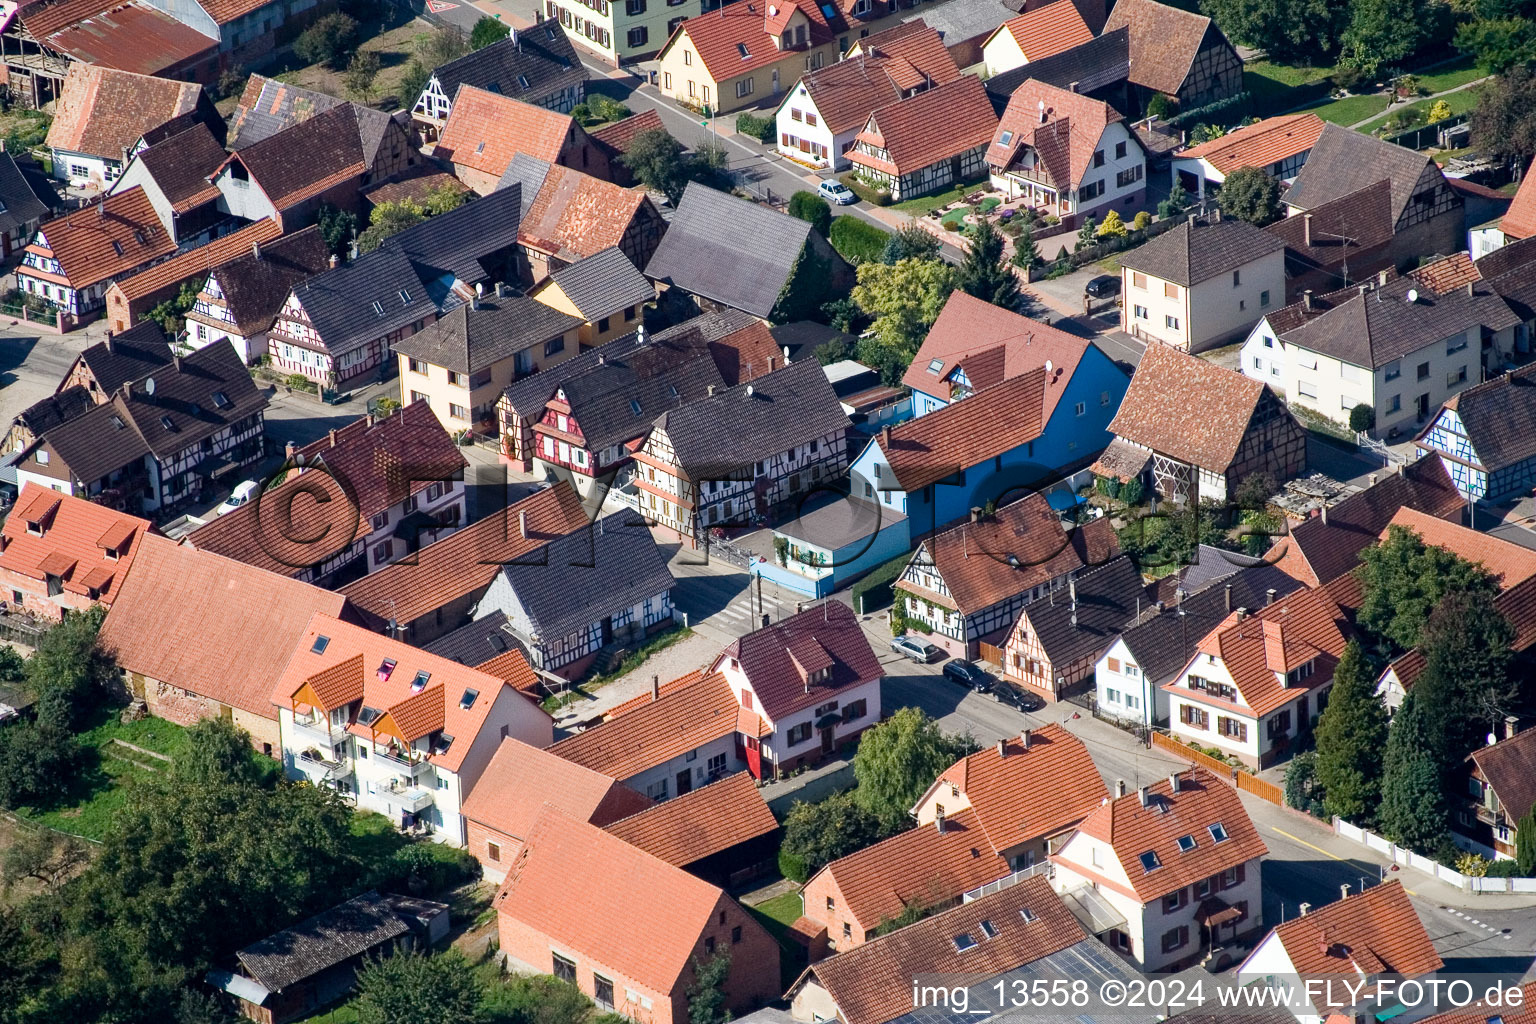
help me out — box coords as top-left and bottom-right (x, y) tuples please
(475, 140), (486, 154)
(926, 358), (944, 374)
(1209, 823), (1230, 843)
(737, 42), (750, 57)
(371, 301), (385, 316)
(133, 230), (147, 247)
(1020, 907), (1037, 923)
(433, 733), (455, 754)
(998, 130), (1013, 146)
(517, 74), (531, 89)
(398, 288), (412, 304)
(109, 415), (125, 430)
(358, 705), (383, 726)
(411, 670), (431, 692)
(211, 390), (230, 409)
(1177, 834), (1197, 853)
(378, 658), (397, 681)
(979, 920), (998, 938)
(1138, 850), (1162, 873)
(952, 933), (977, 952)
(311, 635), (330, 654)
(111, 240), (124, 257)
(459, 688), (479, 709)
(630, 398), (643, 415)
(160, 416), (175, 431)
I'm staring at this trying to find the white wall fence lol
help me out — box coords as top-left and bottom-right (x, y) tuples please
(1333, 818), (1536, 894)
(963, 862), (1053, 903)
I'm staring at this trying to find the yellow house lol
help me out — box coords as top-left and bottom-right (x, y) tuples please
(529, 246), (655, 347)
(394, 288), (585, 436)
(655, 0), (912, 115)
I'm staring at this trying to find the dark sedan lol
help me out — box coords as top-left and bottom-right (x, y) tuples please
(996, 683), (1045, 712)
(943, 659), (992, 692)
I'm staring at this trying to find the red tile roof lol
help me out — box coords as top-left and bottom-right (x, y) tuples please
(0, 483), (149, 604)
(1502, 157), (1536, 241)
(437, 85), (576, 179)
(897, 494), (1119, 613)
(1382, 506), (1536, 588)
(42, 2), (215, 74)
(519, 162), (653, 261)
(495, 806), (757, 992)
(273, 613), (549, 774)
(992, 2), (1093, 61)
(605, 771), (777, 866)
(548, 672), (740, 781)
(44, 60), (203, 160)
(879, 369), (1048, 493)
(589, 108), (665, 156)
(849, 76), (996, 177)
(797, 875), (1086, 1024)
(198, 0), (280, 26)
(1064, 766), (1267, 902)
(1418, 981), (1536, 1024)
(110, 218), (283, 304)
(340, 481), (590, 625)
(989, 79), (1123, 189)
(902, 290), (1093, 415)
(926, 724), (1107, 852)
(1409, 251), (1481, 295)
(1175, 113), (1325, 176)
(711, 601), (880, 722)
(708, 320), (786, 386)
(1109, 341), (1281, 473)
(669, 0), (836, 82)
(797, 22), (960, 136)
(26, 186), (177, 290)
(1263, 881), (1441, 1000)
(461, 736), (652, 841)
(98, 533), (350, 719)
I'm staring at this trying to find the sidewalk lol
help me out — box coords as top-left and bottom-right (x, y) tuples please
(548, 626), (719, 728)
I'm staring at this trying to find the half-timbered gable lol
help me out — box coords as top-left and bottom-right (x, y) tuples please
(411, 26), (587, 141)
(1415, 362), (1536, 503)
(1001, 554), (1145, 702)
(1102, 0), (1241, 111)
(185, 226), (332, 365)
(846, 76), (996, 203)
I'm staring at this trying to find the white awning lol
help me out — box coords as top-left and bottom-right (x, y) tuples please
(205, 969), (271, 1006)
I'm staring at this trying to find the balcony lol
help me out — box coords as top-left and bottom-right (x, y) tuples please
(295, 749), (350, 783)
(1476, 802), (1505, 828)
(377, 780), (434, 814)
(371, 746), (434, 780)
(289, 716), (338, 750)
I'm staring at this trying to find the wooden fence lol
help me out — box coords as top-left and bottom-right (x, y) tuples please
(1236, 771), (1284, 805)
(1150, 731), (1284, 807)
(978, 641), (1005, 666)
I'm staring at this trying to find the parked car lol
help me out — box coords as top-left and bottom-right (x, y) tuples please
(943, 659), (992, 692)
(819, 180), (858, 205)
(891, 634), (942, 663)
(214, 479), (260, 516)
(1085, 275), (1120, 299)
(996, 682), (1044, 712)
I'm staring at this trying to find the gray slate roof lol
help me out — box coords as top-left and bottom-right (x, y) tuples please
(423, 609), (527, 665)
(497, 152), (550, 214)
(393, 184), (524, 286)
(554, 328), (726, 452)
(1282, 123), (1446, 225)
(76, 321), (173, 395)
(904, 0), (1016, 48)
(392, 294), (583, 374)
(1479, 232), (1536, 322)
(495, 510), (673, 641)
(1021, 555), (1146, 667)
(652, 357), (849, 478)
(1278, 273), (1519, 370)
(544, 247), (654, 321)
(1118, 216), (1285, 287)
(1431, 362), (1536, 473)
(427, 25), (587, 111)
(984, 27), (1130, 105)
(234, 891), (410, 993)
(644, 182), (813, 319)
(0, 151), (53, 235)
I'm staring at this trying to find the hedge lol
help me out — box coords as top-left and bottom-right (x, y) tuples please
(829, 215), (888, 264)
(839, 172), (891, 206)
(735, 113), (774, 143)
(850, 550), (911, 613)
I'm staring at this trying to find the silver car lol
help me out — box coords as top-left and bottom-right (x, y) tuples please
(891, 634), (942, 663)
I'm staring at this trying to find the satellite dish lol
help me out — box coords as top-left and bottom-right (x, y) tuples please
(1407, 288), (1419, 303)
(144, 377), (156, 396)
(1044, 359), (1054, 374)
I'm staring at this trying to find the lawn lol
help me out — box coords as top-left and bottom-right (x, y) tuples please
(1242, 61), (1335, 116)
(250, 15), (435, 113)
(1415, 55), (1487, 94)
(1356, 85), (1486, 135)
(889, 178), (991, 216)
(747, 890), (805, 990)
(1305, 91), (1391, 126)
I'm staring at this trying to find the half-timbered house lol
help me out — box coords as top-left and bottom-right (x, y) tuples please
(1000, 555), (1145, 703)
(1416, 362), (1536, 503)
(1101, 0), (1241, 112)
(633, 359), (850, 546)
(894, 495), (1120, 660)
(184, 226), (333, 365)
(846, 76), (997, 203)
(1098, 341), (1305, 504)
(17, 187), (178, 316)
(410, 26), (587, 141)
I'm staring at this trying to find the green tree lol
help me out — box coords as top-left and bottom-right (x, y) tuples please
(1216, 166), (1282, 226)
(1, 827), (87, 894)
(778, 790), (886, 881)
(1011, 222), (1041, 270)
(687, 952), (731, 1024)
(345, 50), (382, 103)
(819, 300), (865, 337)
(1312, 642), (1389, 826)
(1283, 749), (1324, 815)
(1516, 804), (1536, 875)
(1456, 16), (1536, 73)
(0, 721), (79, 810)
(397, 58), (432, 109)
(1428, 98), (1453, 121)
(1472, 66), (1536, 164)
(1348, 403), (1375, 433)
(1146, 94), (1176, 119)
(1198, 0), (1345, 61)
(1378, 688), (1454, 856)
(482, 974), (598, 1024)
(1339, 0), (1424, 75)
(1233, 471), (1277, 510)
(852, 257), (956, 383)
(881, 223), (942, 264)
(1096, 209), (1128, 237)
(956, 219), (1021, 310)
(622, 128), (691, 205)
(359, 199), (427, 253)
(470, 15), (511, 48)
(788, 190), (833, 235)
(26, 606), (113, 733)
(770, 243), (835, 324)
(316, 202), (358, 256)
(1354, 523), (1500, 654)
(1414, 590), (1516, 758)
(852, 707), (972, 828)
(355, 950), (484, 1024)
(172, 989), (241, 1024)
(423, 181), (469, 215)
(146, 278), (205, 336)
(293, 12), (360, 69)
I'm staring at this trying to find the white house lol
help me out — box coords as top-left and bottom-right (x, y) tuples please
(1169, 113), (1325, 203)
(272, 614), (554, 845)
(184, 227), (333, 365)
(979, 2), (1092, 78)
(1050, 768), (1267, 973)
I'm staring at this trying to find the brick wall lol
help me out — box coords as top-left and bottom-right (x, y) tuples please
(465, 818), (524, 884)
(801, 871), (867, 949)
(0, 570), (79, 621)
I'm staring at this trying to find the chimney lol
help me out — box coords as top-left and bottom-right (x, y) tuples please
(1302, 289), (1313, 312)
(471, 292), (479, 311)
(597, 354), (606, 365)
(1168, 771), (1180, 793)
(970, 506), (982, 523)
(651, 674), (659, 701)
(1467, 281), (1475, 297)
(1368, 471), (1378, 486)
(706, 384), (715, 396)
(1378, 269), (1389, 287)
(1020, 728), (1031, 750)
(1069, 579), (1077, 607)
(1224, 583), (1232, 612)
(1068, 80), (1079, 93)
(252, 240), (261, 261)
(328, 428), (337, 448)
(881, 425), (891, 449)
(1358, 284), (1369, 298)
(762, 613), (770, 629)
(1303, 213), (1312, 247)
(1341, 884), (1351, 901)
(1266, 588), (1278, 606)
(997, 738), (1006, 757)
(518, 509), (528, 539)
(1236, 606), (1249, 620)
(329, 254), (339, 269)
(284, 440), (296, 459)
(1506, 715), (1521, 740)
(1114, 779), (1126, 798)
(935, 808), (946, 833)
(1138, 785), (1151, 807)
(1320, 503), (1328, 526)
(1299, 902), (1311, 916)
(172, 355), (182, 373)
(767, 355), (776, 372)
(104, 332), (115, 352)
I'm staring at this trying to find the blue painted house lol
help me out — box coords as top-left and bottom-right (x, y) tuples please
(850, 343), (1128, 549)
(901, 291), (1117, 418)
(1416, 363), (1536, 503)
(753, 497), (909, 599)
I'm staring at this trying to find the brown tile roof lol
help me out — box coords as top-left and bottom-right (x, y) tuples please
(850, 76), (996, 176)
(1264, 881), (1441, 998)
(518, 162), (652, 261)
(1176, 113), (1325, 176)
(1381, 506), (1536, 587)
(199, 0), (280, 25)
(27, 187), (176, 290)
(1265, 180), (1395, 279)
(899, 494), (1120, 613)
(927, 724), (1107, 851)
(1065, 766), (1267, 902)
(437, 85), (576, 179)
(197, 225), (332, 338)
(879, 369), (1047, 493)
(340, 481), (590, 625)
(110, 217), (283, 304)
(799, 875), (1086, 1024)
(605, 771), (777, 866)
(1108, 342), (1283, 472)
(220, 103), (368, 211)
(1469, 728), (1536, 827)
(362, 170), (469, 209)
(606, 668), (706, 717)
(496, 807), (759, 993)
(708, 320), (786, 386)
(902, 291), (1096, 414)
(1503, 156), (1536, 241)
(670, 0), (839, 82)
(712, 601), (880, 721)
(0, 483), (149, 604)
(988, 79), (1123, 191)
(462, 736), (652, 841)
(589, 108), (664, 156)
(1176, 585), (1348, 717)
(226, 75), (350, 150)
(97, 533), (349, 719)
(45, 63), (203, 161)
(1102, 0), (1218, 95)
(127, 122), (225, 214)
(21, 0), (118, 38)
(811, 810), (1010, 931)
(1410, 251), (1481, 295)
(273, 613), (548, 773)
(549, 672), (739, 781)
(797, 22), (960, 136)
(994, 2), (1092, 60)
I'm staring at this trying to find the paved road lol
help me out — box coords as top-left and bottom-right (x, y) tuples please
(0, 329), (94, 430)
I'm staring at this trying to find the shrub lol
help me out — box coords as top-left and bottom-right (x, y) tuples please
(1146, 93), (1176, 119)
(1428, 99), (1452, 123)
(734, 113), (774, 143)
(944, 220), (961, 231)
(787, 190), (832, 235)
(1157, 199), (1176, 219)
(1331, 66), (1363, 92)
(1348, 403), (1375, 433)
(850, 550), (911, 613)
(1043, 214), (1059, 225)
(216, 67), (247, 100)
(839, 172), (891, 206)
(377, 842), (481, 895)
(587, 94), (630, 124)
(1485, 859), (1524, 877)
(1121, 477), (1144, 506)
(829, 215), (888, 264)
(293, 12), (360, 69)
(1132, 211), (1151, 230)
